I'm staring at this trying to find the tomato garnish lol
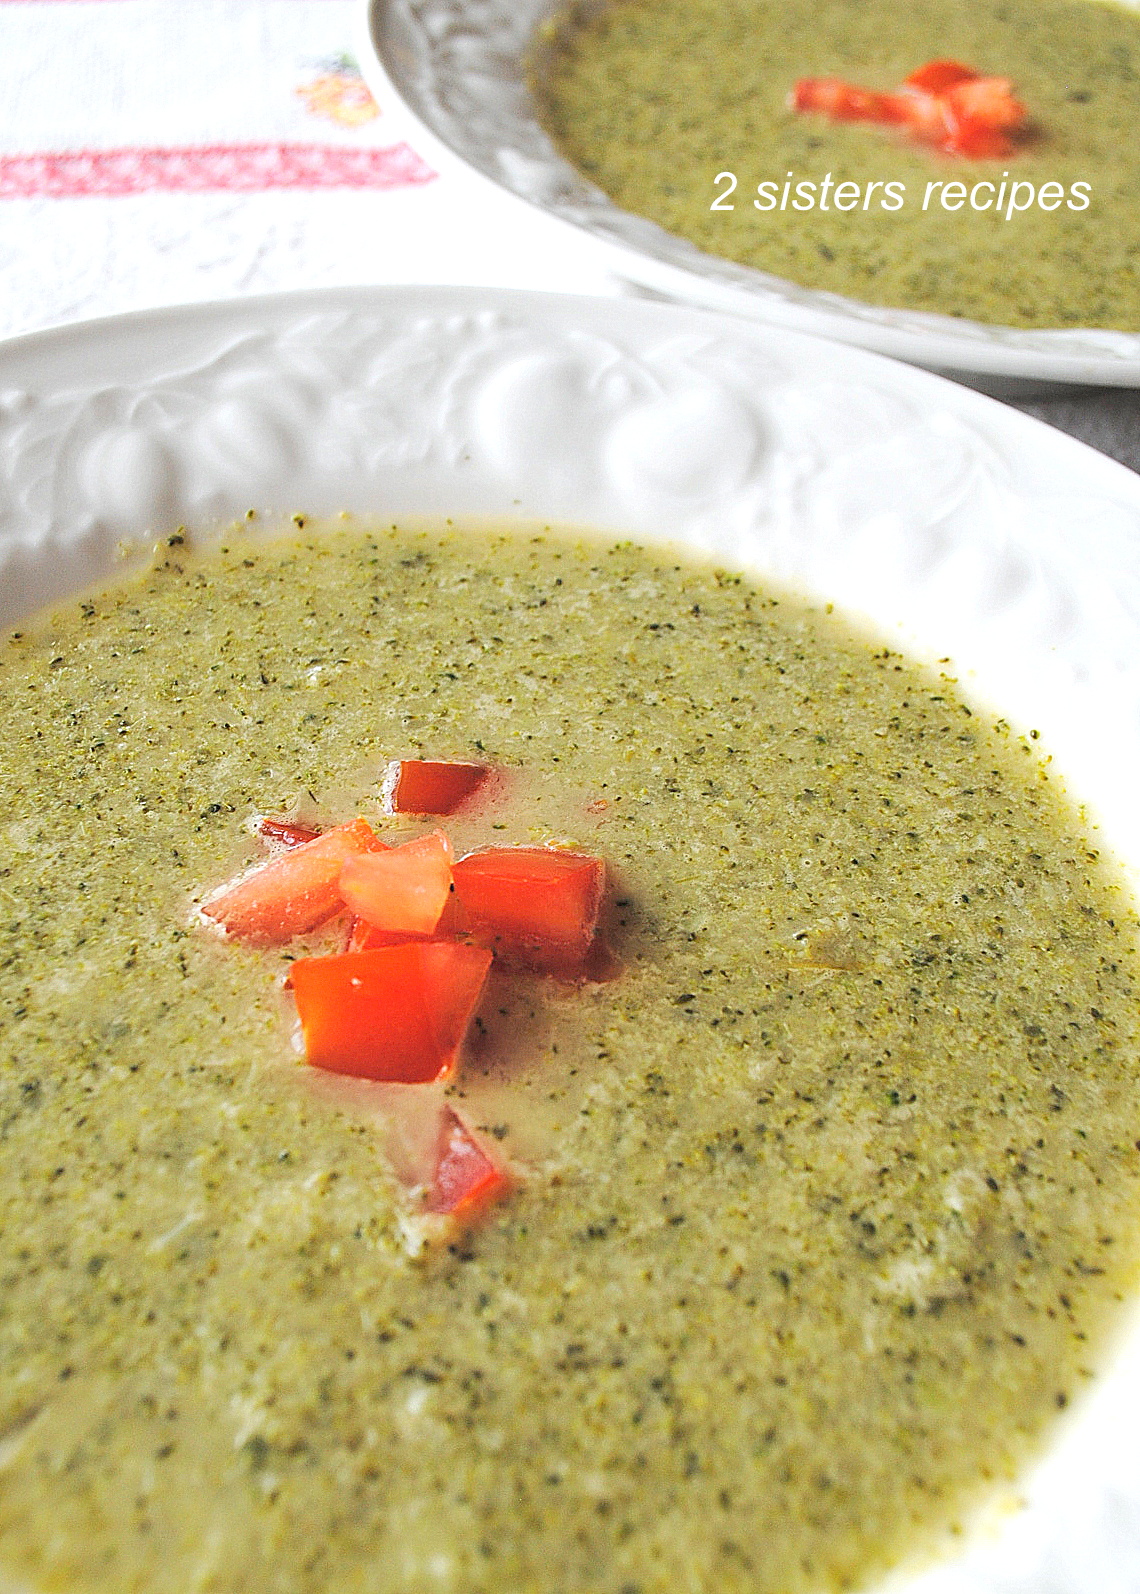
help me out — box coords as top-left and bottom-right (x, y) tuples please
(895, 85), (956, 144)
(449, 846), (605, 977)
(255, 817), (323, 850)
(339, 830), (454, 937)
(942, 120), (1016, 157)
(199, 776), (616, 1235)
(287, 942), (493, 1082)
(427, 1107), (511, 1216)
(938, 76), (1025, 154)
(902, 59), (977, 95)
(943, 76), (1024, 130)
(343, 914), (419, 953)
(385, 759), (491, 815)
(792, 58), (1026, 157)
(790, 77), (907, 123)
(200, 818), (384, 942)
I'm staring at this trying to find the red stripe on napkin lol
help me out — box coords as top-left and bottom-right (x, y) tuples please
(0, 142), (436, 197)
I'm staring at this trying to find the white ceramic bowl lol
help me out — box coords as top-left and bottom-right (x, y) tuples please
(355, 0), (1140, 390)
(6, 286), (1140, 1594)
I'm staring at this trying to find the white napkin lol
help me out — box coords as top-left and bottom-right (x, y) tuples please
(0, 0), (615, 338)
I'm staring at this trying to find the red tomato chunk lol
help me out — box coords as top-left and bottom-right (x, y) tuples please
(792, 58), (1026, 157)
(339, 830), (454, 937)
(450, 847), (605, 977)
(943, 76), (1023, 130)
(343, 915), (419, 953)
(288, 942), (492, 1083)
(789, 77), (906, 123)
(255, 816), (323, 850)
(428, 1107), (511, 1216)
(386, 759), (491, 815)
(200, 818), (384, 943)
(902, 59), (977, 95)
(937, 76), (1025, 155)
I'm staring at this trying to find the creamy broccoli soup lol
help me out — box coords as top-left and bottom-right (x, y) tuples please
(531, 0), (1140, 329)
(3, 523), (1140, 1594)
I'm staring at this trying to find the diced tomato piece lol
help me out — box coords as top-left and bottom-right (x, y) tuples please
(943, 75), (1025, 132)
(450, 847), (605, 977)
(385, 759), (491, 815)
(902, 74), (1025, 155)
(791, 77), (906, 123)
(256, 816), (322, 850)
(287, 942), (493, 1083)
(339, 830), (454, 937)
(945, 75), (1022, 128)
(943, 120), (1016, 157)
(903, 59), (977, 95)
(200, 818), (384, 943)
(900, 88), (1022, 155)
(343, 914), (421, 953)
(427, 1107), (511, 1216)
(896, 87), (956, 143)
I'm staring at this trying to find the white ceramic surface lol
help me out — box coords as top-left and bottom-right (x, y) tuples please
(5, 285), (1140, 1592)
(355, 0), (1140, 390)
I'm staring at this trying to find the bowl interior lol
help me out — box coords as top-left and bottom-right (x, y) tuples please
(7, 285), (1140, 1594)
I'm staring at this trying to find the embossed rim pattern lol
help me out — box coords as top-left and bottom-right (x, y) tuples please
(355, 0), (1140, 388)
(5, 285), (1140, 1592)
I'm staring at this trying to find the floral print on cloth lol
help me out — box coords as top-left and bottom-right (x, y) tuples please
(296, 55), (380, 127)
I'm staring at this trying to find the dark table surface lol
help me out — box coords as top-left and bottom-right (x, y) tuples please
(1005, 388), (1140, 474)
